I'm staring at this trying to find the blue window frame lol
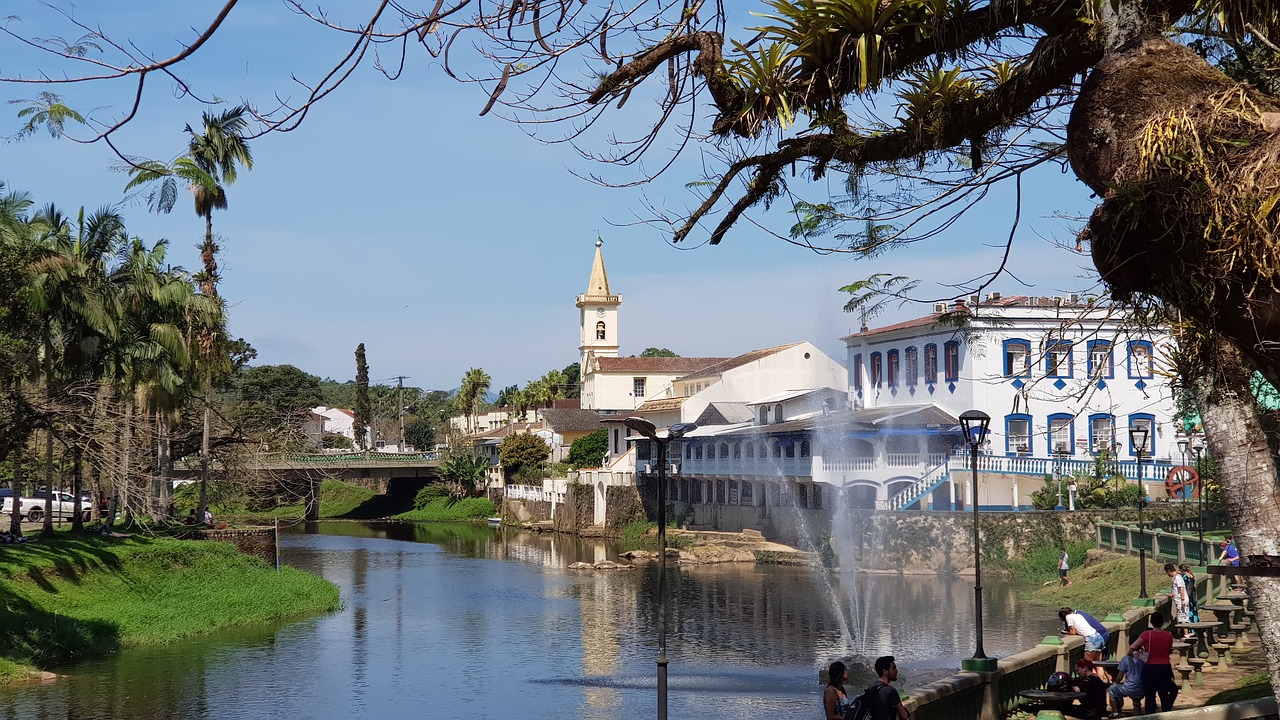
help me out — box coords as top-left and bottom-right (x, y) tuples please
(1047, 413), (1074, 455)
(905, 346), (919, 386)
(924, 344), (938, 384)
(1005, 413), (1033, 455)
(870, 352), (883, 386)
(853, 354), (863, 392)
(1086, 340), (1114, 379)
(944, 341), (960, 382)
(887, 349), (900, 387)
(1128, 340), (1154, 379)
(1088, 413), (1116, 454)
(1128, 414), (1156, 456)
(1002, 338), (1032, 377)
(1046, 340), (1073, 378)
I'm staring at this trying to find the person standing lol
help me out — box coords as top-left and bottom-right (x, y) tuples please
(823, 661), (853, 720)
(863, 656), (908, 720)
(1179, 564), (1200, 622)
(1059, 548), (1071, 587)
(1166, 563), (1191, 634)
(1129, 612), (1179, 713)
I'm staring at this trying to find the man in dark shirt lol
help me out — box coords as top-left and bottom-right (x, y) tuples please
(866, 655), (909, 720)
(1066, 659), (1109, 720)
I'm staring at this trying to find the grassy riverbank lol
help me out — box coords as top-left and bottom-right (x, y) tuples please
(1006, 544), (1178, 617)
(0, 533), (341, 684)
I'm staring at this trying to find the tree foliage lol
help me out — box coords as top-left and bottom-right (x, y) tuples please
(230, 364), (323, 443)
(353, 343), (370, 450)
(566, 429), (608, 469)
(498, 432), (550, 481)
(404, 417), (436, 451)
(639, 348), (678, 357)
(438, 452), (489, 497)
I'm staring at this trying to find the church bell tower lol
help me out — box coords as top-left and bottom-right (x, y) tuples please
(576, 239), (621, 406)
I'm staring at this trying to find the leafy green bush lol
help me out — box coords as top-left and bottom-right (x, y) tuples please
(413, 484), (450, 509)
(566, 429), (607, 468)
(499, 432), (550, 478)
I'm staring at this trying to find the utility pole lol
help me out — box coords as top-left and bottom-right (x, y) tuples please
(394, 375), (409, 452)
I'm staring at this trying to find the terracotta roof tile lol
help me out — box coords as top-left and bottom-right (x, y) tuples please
(678, 343), (803, 381)
(537, 408), (605, 432)
(596, 356), (729, 373)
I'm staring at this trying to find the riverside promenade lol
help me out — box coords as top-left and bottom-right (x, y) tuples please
(901, 590), (1274, 720)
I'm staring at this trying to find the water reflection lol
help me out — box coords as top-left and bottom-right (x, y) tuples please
(0, 522), (1060, 720)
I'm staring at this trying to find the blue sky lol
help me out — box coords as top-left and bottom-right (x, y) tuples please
(1, 1), (1103, 392)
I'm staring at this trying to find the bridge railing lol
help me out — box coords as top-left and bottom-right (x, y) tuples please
(177, 451), (442, 469)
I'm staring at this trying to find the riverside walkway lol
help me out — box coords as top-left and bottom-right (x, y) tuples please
(902, 581), (1274, 720)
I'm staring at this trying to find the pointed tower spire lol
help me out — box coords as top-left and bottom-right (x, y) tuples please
(583, 236), (612, 299)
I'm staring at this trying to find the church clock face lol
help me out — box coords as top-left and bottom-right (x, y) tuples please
(596, 308), (605, 317)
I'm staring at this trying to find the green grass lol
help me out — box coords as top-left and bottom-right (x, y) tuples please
(619, 521), (695, 552)
(0, 532), (340, 682)
(393, 496), (495, 522)
(1204, 671), (1275, 705)
(1001, 540), (1096, 586)
(1026, 553), (1174, 617)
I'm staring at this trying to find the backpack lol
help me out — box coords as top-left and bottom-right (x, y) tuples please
(844, 683), (887, 720)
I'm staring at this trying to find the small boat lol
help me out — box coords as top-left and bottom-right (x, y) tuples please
(487, 517), (502, 526)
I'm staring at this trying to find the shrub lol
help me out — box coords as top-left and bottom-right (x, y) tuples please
(413, 484), (450, 509)
(499, 432), (550, 478)
(566, 429), (607, 468)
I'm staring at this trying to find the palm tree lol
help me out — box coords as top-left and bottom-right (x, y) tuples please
(27, 205), (125, 534)
(104, 237), (200, 521)
(125, 105), (253, 522)
(457, 368), (491, 433)
(0, 183), (39, 537)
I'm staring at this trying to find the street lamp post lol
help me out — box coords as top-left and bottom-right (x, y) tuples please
(1193, 440), (1205, 563)
(959, 409), (995, 672)
(1177, 439), (1190, 507)
(624, 417), (697, 720)
(1130, 426), (1150, 602)
(1054, 449), (1066, 511)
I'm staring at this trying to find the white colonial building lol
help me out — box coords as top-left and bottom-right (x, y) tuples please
(844, 294), (1178, 461)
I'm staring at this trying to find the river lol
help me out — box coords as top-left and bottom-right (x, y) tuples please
(0, 521), (1061, 719)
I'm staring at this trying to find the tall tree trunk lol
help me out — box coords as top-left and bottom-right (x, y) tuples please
(41, 350), (54, 536)
(1194, 343), (1280, 700)
(71, 447), (84, 531)
(9, 447), (23, 537)
(198, 367), (212, 521)
(42, 426), (54, 536)
(119, 400), (133, 525)
(157, 411), (172, 518)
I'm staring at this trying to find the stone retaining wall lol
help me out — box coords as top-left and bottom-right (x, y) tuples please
(177, 527), (277, 565)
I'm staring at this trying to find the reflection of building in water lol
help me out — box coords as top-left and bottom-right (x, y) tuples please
(576, 572), (634, 714)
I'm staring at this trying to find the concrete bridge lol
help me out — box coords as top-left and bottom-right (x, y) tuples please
(174, 451), (443, 495)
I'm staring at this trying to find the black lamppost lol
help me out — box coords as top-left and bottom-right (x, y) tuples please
(625, 417), (697, 720)
(1177, 439), (1190, 506)
(959, 409), (995, 671)
(1054, 449), (1067, 511)
(1193, 440), (1205, 563)
(1130, 426), (1149, 601)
